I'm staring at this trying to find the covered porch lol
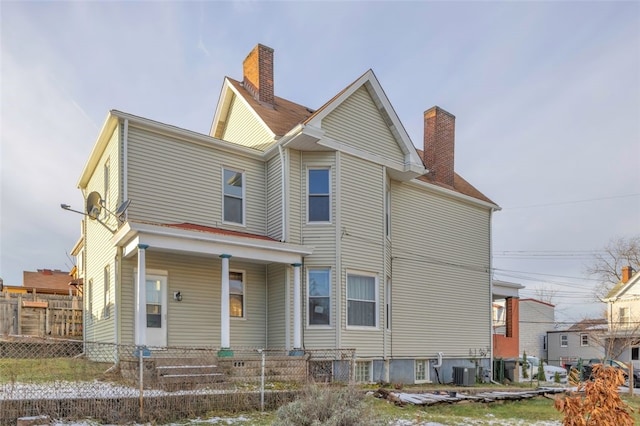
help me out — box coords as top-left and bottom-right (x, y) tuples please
(112, 221), (314, 356)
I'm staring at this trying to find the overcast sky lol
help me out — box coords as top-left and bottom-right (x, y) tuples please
(1, 1), (638, 324)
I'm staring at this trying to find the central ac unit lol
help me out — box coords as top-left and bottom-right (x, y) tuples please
(452, 366), (476, 386)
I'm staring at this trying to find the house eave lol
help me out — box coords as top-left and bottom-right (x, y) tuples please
(407, 178), (501, 210)
(112, 221), (314, 265)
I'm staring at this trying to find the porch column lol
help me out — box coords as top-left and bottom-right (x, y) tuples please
(219, 254), (233, 357)
(292, 263), (302, 351)
(135, 244), (149, 346)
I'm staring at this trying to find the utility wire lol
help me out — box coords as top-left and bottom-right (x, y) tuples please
(502, 193), (640, 210)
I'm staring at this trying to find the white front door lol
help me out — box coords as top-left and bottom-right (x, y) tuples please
(135, 274), (168, 347)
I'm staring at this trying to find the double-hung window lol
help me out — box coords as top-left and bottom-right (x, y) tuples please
(308, 168), (330, 222)
(308, 269), (330, 326)
(230, 271), (244, 318)
(347, 273), (377, 328)
(223, 168), (244, 225)
(560, 334), (568, 347)
(103, 265), (111, 319)
(580, 333), (588, 347)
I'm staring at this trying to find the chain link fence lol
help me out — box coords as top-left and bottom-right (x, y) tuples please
(0, 336), (355, 424)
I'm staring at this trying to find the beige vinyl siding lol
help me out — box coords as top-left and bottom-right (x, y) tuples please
(120, 252), (268, 347)
(267, 264), (286, 347)
(287, 149), (302, 244)
(322, 86), (404, 164)
(339, 153), (385, 356)
(84, 125), (120, 344)
(390, 180), (492, 358)
(266, 155), (282, 240)
(126, 125), (266, 235)
(220, 94), (274, 151)
(299, 151), (337, 349)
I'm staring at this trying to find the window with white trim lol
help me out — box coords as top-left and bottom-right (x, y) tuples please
(347, 273), (377, 328)
(632, 347), (639, 361)
(87, 279), (93, 324)
(308, 268), (330, 326)
(354, 361), (372, 383)
(223, 168), (244, 224)
(385, 278), (391, 331)
(308, 168), (330, 222)
(560, 334), (568, 347)
(415, 360), (429, 383)
(230, 271), (244, 318)
(619, 307), (630, 325)
(580, 333), (588, 347)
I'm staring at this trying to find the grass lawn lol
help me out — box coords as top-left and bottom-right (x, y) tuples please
(0, 357), (113, 383)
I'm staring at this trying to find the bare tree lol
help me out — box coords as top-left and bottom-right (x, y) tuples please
(586, 235), (640, 300)
(534, 286), (558, 305)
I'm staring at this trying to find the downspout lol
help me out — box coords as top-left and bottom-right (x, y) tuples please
(335, 151), (342, 350)
(489, 207), (500, 385)
(382, 167), (388, 382)
(278, 145), (287, 242)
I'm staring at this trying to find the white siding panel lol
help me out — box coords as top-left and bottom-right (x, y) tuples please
(120, 252), (267, 347)
(266, 155), (282, 240)
(267, 264), (286, 347)
(221, 95), (274, 151)
(339, 154), (385, 357)
(126, 125), (267, 236)
(84, 125), (120, 343)
(323, 86), (404, 164)
(390, 180), (492, 358)
(287, 149), (302, 244)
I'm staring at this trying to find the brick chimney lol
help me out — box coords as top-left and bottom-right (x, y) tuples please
(423, 106), (455, 187)
(243, 44), (274, 106)
(622, 266), (635, 283)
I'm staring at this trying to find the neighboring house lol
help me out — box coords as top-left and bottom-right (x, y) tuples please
(492, 280), (524, 359)
(547, 318), (606, 368)
(604, 266), (640, 370)
(519, 298), (555, 360)
(2, 269), (78, 296)
(72, 44), (498, 384)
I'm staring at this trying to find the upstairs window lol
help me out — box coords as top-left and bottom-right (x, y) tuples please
(581, 333), (588, 347)
(619, 307), (631, 325)
(308, 168), (330, 222)
(103, 265), (111, 319)
(308, 269), (330, 326)
(223, 168), (244, 224)
(230, 271), (244, 318)
(560, 334), (568, 347)
(347, 273), (377, 328)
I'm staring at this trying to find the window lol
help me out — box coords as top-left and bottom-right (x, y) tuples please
(347, 273), (377, 328)
(230, 271), (244, 318)
(560, 334), (568, 347)
(103, 265), (111, 319)
(581, 333), (588, 347)
(354, 361), (372, 383)
(146, 279), (162, 328)
(308, 168), (330, 222)
(308, 269), (330, 325)
(632, 347), (639, 361)
(415, 360), (429, 383)
(223, 168), (244, 224)
(619, 307), (630, 325)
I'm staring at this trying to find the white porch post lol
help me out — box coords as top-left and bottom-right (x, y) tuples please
(135, 244), (149, 346)
(219, 254), (233, 357)
(292, 263), (302, 351)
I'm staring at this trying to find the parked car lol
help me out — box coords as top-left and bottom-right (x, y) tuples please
(523, 356), (568, 383)
(588, 358), (640, 388)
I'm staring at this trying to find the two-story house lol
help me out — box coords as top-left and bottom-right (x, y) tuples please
(604, 266), (640, 368)
(73, 44), (498, 384)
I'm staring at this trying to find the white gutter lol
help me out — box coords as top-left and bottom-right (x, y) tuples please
(489, 207), (496, 382)
(335, 151), (342, 350)
(407, 179), (501, 211)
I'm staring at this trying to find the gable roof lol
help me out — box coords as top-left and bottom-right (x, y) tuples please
(567, 318), (607, 331)
(215, 67), (495, 205)
(605, 269), (640, 300)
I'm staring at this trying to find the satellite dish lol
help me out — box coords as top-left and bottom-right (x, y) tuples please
(115, 199), (131, 219)
(86, 191), (103, 220)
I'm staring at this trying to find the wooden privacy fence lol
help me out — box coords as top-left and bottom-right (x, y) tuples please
(0, 292), (82, 337)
